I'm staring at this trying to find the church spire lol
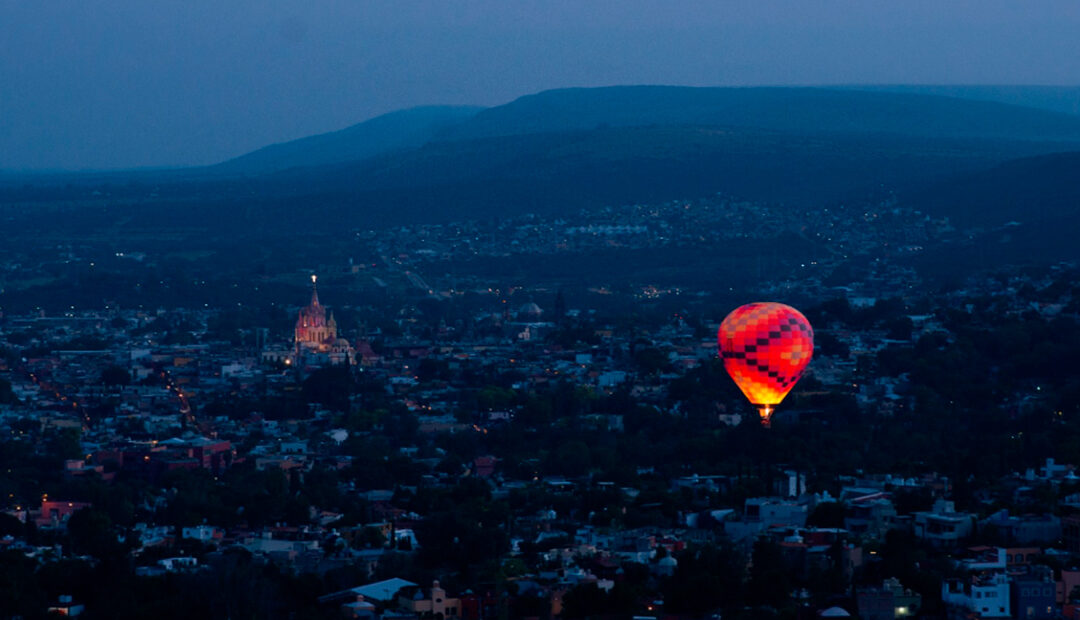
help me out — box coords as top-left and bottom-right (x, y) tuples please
(310, 274), (320, 306)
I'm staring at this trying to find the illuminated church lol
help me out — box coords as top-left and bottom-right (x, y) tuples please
(294, 275), (353, 365)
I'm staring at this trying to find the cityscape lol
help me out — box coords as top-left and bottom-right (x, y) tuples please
(4, 3), (1080, 620)
(3, 185), (1080, 618)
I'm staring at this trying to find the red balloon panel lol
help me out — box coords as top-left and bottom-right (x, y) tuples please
(718, 302), (813, 407)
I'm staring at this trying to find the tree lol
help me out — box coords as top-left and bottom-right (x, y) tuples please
(417, 358), (451, 383)
(0, 550), (45, 618)
(382, 406), (419, 444)
(477, 386), (515, 411)
(100, 365), (131, 387)
(663, 543), (747, 615)
(352, 526), (387, 549)
(0, 513), (26, 539)
(633, 347), (669, 376)
(302, 365), (353, 412)
(746, 539), (792, 609)
(66, 508), (121, 559)
(50, 427), (84, 460)
(807, 502), (846, 529)
(0, 377), (16, 404)
(553, 289), (567, 324)
(550, 440), (592, 476)
(561, 583), (608, 619)
(885, 316), (914, 341)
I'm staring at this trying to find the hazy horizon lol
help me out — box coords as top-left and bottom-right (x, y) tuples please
(3, 1), (1080, 170)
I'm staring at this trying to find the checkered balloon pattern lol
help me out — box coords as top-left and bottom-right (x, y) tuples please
(718, 302), (813, 407)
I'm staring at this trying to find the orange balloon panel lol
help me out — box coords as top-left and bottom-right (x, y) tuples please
(718, 302), (813, 407)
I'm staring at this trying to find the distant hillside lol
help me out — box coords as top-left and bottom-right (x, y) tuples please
(905, 152), (1080, 273)
(440, 86), (1080, 143)
(248, 125), (1075, 231)
(908, 151), (1080, 227)
(8, 86), (1080, 242)
(213, 105), (483, 174)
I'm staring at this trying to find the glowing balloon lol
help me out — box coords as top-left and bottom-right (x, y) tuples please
(718, 302), (813, 427)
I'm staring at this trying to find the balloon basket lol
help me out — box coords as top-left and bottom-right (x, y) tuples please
(759, 405), (773, 428)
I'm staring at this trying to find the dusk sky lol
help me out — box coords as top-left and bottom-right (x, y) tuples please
(3, 1), (1080, 170)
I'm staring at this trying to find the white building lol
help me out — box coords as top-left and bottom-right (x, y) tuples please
(942, 548), (1011, 618)
(943, 573), (1010, 618)
(181, 525), (222, 543)
(157, 556), (198, 572)
(913, 499), (975, 548)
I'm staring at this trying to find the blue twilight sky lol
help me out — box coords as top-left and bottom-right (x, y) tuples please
(2, 0), (1080, 170)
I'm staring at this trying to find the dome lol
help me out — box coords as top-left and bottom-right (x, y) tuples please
(658, 556), (677, 566)
(819, 607), (851, 617)
(518, 302), (543, 318)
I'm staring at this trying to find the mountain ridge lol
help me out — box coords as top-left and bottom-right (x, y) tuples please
(6, 86), (1080, 249)
(211, 105), (484, 174)
(838, 84), (1080, 117)
(436, 85), (1080, 144)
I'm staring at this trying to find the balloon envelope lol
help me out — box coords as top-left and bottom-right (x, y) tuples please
(718, 302), (813, 423)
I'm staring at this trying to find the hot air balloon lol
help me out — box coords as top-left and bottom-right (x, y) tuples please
(718, 302), (813, 427)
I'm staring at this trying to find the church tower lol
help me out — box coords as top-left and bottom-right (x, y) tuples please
(295, 275), (338, 354)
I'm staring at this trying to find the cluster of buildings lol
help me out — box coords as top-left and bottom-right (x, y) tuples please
(349, 196), (940, 271)
(335, 195), (941, 309)
(2, 192), (1079, 618)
